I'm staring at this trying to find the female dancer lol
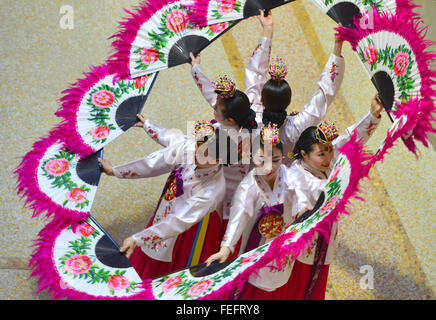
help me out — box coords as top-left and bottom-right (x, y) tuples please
(262, 30), (345, 166)
(189, 10), (271, 245)
(205, 124), (310, 299)
(98, 119), (236, 279)
(284, 94), (384, 299)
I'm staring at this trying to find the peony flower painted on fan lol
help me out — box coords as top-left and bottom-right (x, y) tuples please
(288, 228), (298, 239)
(64, 254), (92, 275)
(320, 195), (339, 216)
(72, 221), (95, 237)
(108, 274), (131, 291)
(217, 0), (237, 14)
(91, 90), (116, 108)
(45, 158), (70, 176)
(363, 44), (378, 65)
(134, 75), (149, 89)
(140, 48), (160, 66)
(90, 125), (110, 141)
(393, 51), (410, 77)
(166, 9), (189, 34)
(162, 276), (183, 292)
(209, 21), (229, 34)
(329, 164), (342, 182)
(187, 279), (215, 297)
(66, 187), (88, 204)
(240, 251), (262, 264)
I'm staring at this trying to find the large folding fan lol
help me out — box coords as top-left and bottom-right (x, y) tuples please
(337, 9), (436, 153)
(15, 133), (104, 224)
(30, 216), (152, 300)
(55, 64), (158, 158)
(307, 0), (418, 27)
(147, 106), (432, 300)
(109, 0), (241, 80)
(22, 0), (436, 301)
(185, 0), (296, 27)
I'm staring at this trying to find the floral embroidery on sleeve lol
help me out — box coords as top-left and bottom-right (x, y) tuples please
(120, 170), (139, 178)
(141, 234), (167, 251)
(330, 62), (339, 82)
(146, 127), (158, 140)
(193, 72), (203, 90)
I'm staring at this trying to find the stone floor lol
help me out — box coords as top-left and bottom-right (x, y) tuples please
(0, 0), (434, 300)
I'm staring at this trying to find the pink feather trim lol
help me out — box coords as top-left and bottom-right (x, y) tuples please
(372, 99), (421, 162)
(395, 0), (421, 20)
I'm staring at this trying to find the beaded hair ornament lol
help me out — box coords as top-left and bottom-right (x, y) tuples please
(194, 120), (215, 142)
(213, 75), (236, 99)
(260, 123), (281, 146)
(269, 57), (288, 81)
(316, 120), (339, 144)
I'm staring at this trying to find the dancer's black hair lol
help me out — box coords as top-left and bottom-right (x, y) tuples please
(292, 126), (319, 159)
(217, 90), (258, 132)
(261, 79), (292, 128)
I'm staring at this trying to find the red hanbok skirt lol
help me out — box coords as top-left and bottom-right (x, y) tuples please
(240, 260), (330, 300)
(129, 210), (222, 280)
(221, 218), (242, 261)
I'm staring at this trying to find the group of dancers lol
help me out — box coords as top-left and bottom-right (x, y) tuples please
(98, 10), (384, 300)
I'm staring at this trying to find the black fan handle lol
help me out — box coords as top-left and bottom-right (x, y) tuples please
(97, 149), (104, 171)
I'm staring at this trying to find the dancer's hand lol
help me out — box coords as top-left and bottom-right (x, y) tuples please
(133, 114), (146, 128)
(120, 237), (136, 259)
(295, 206), (313, 220)
(333, 23), (344, 57)
(205, 246), (231, 267)
(258, 9), (273, 39)
(370, 94), (384, 118)
(98, 158), (114, 176)
(190, 52), (201, 66)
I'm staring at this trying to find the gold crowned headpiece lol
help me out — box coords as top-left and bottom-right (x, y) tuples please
(213, 75), (236, 99)
(194, 120), (215, 142)
(260, 123), (281, 146)
(269, 57), (288, 81)
(316, 121), (339, 143)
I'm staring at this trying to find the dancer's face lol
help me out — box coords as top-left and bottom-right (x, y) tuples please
(253, 145), (283, 177)
(195, 140), (220, 168)
(302, 142), (334, 173)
